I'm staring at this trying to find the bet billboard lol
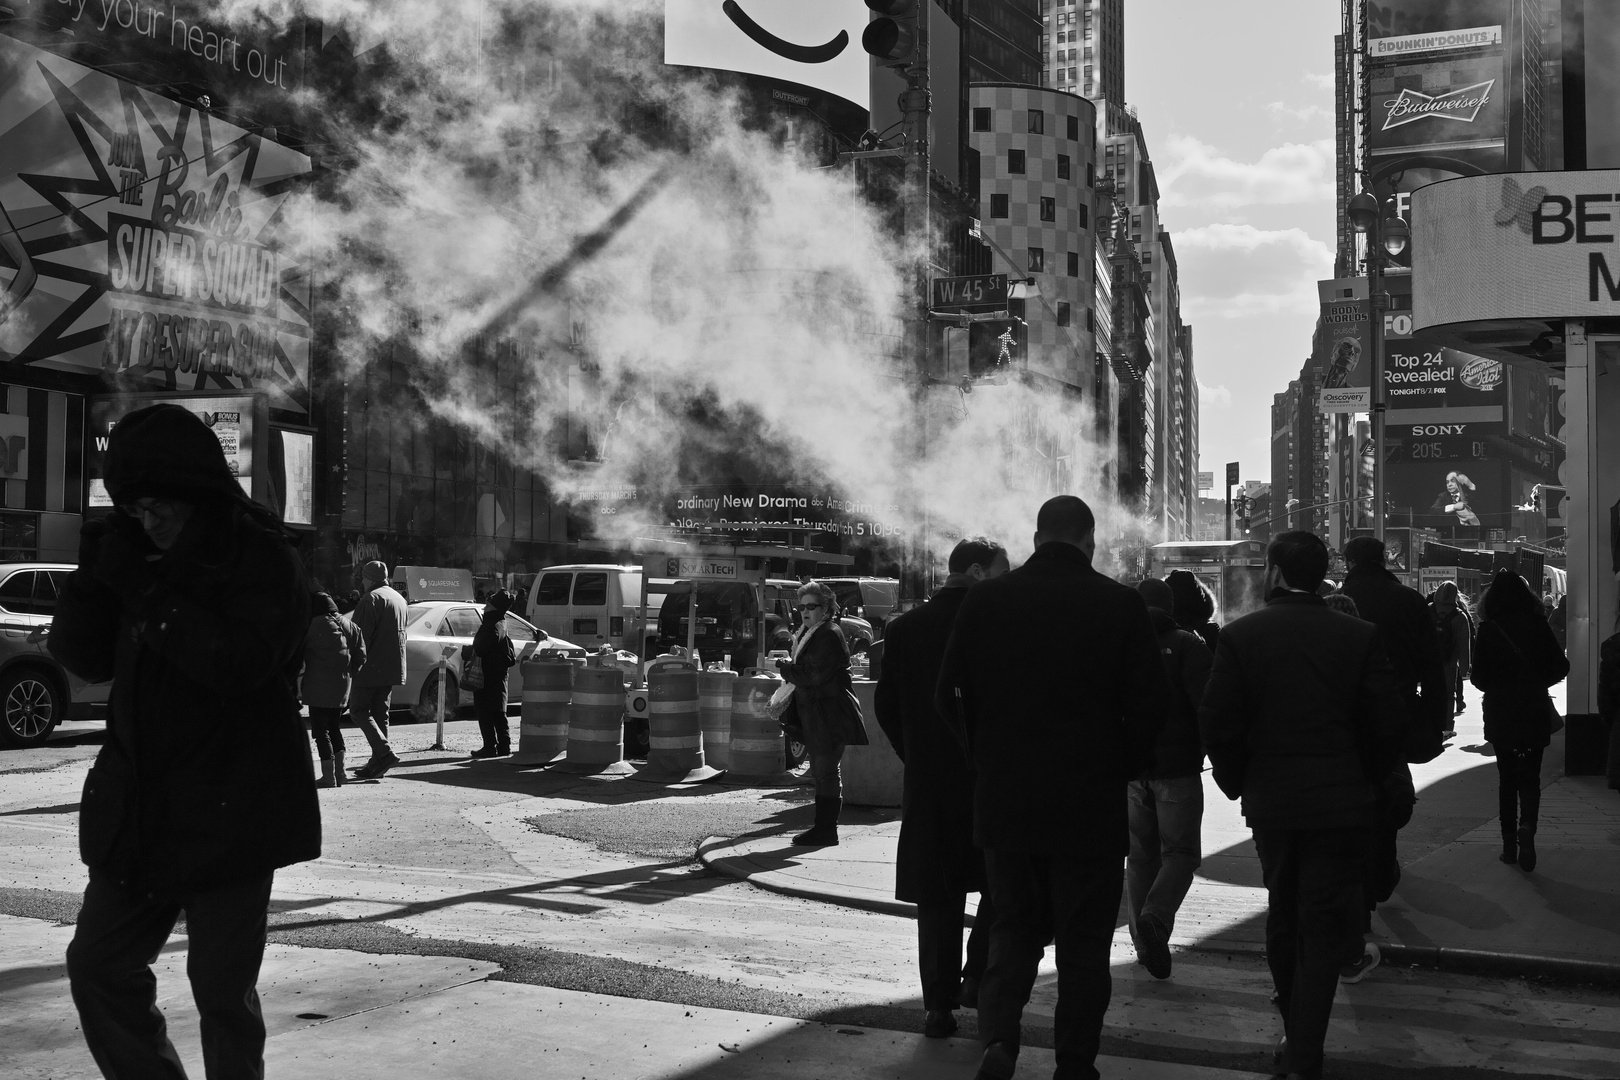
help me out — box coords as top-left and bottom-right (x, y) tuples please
(665, 1), (871, 112)
(1412, 170), (1620, 332)
(0, 34), (313, 414)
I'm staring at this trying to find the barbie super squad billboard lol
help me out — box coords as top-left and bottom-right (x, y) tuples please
(0, 32), (312, 414)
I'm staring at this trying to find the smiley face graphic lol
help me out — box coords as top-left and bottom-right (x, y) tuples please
(721, 1), (850, 64)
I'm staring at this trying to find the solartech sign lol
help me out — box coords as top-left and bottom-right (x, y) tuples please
(1413, 170), (1620, 331)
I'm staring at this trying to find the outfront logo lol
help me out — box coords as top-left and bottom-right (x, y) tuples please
(1381, 80), (1495, 130)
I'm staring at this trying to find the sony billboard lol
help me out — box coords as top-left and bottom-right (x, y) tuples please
(664, 1), (871, 112)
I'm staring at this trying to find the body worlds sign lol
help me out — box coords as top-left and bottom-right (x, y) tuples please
(1413, 170), (1620, 332)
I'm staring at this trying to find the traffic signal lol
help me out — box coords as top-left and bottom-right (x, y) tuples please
(967, 319), (1022, 377)
(863, 0), (919, 68)
(1234, 493), (1251, 532)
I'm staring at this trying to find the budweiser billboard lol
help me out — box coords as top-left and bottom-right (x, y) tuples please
(1369, 52), (1504, 156)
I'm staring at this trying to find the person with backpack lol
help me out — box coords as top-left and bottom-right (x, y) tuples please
(1471, 569), (1570, 872)
(302, 590), (367, 786)
(1126, 577), (1213, 981)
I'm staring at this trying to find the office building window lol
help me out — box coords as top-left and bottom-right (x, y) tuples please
(1142, 251), (1152, 264)
(1078, 204), (1089, 227)
(1086, 308), (1095, 331)
(1057, 302), (1071, 327)
(990, 193), (1009, 218)
(1069, 67), (1078, 80)
(1067, 114), (1079, 140)
(1086, 162), (1094, 186)
(972, 107), (992, 131)
(1105, 144), (1115, 157)
(1057, 154), (1070, 179)
(1143, 271), (1152, 283)
(1008, 149), (1025, 174)
(1028, 247), (1045, 273)
(1029, 109), (1045, 134)
(1067, 251), (1080, 277)
(1056, 69), (1066, 82)
(1040, 196), (1056, 221)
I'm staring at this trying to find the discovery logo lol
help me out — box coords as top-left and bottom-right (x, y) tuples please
(665, 0), (871, 111)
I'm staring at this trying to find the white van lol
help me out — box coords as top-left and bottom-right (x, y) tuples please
(524, 564), (661, 653)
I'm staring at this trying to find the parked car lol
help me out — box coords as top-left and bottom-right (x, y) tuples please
(820, 577), (900, 638)
(524, 564), (662, 654)
(400, 602), (587, 721)
(0, 563), (109, 748)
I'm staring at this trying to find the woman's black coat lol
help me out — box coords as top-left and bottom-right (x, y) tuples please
(1471, 611), (1569, 751)
(777, 621), (869, 752)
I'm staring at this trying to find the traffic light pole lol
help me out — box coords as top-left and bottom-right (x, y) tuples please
(904, 7), (932, 596)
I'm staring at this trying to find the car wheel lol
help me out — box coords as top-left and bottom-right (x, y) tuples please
(0, 667), (62, 749)
(784, 736), (807, 771)
(414, 670), (461, 723)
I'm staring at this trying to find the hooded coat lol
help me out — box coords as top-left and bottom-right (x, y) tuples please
(1471, 610), (1569, 751)
(49, 404), (319, 897)
(302, 594), (367, 709)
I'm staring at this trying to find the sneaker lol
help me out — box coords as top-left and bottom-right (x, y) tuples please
(1136, 912), (1173, 980)
(1339, 941), (1381, 983)
(363, 751), (403, 778)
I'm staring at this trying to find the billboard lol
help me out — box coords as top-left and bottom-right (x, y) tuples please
(1369, 26), (1502, 58)
(1366, 1), (1509, 39)
(1369, 50), (1504, 157)
(86, 390), (267, 509)
(665, 1), (871, 111)
(0, 34), (313, 413)
(1316, 278), (1372, 413)
(1387, 458), (1507, 537)
(1412, 169), (1620, 332)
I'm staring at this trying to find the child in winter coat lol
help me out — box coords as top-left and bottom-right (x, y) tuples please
(302, 590), (367, 786)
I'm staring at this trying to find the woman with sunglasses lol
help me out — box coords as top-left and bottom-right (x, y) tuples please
(776, 580), (869, 845)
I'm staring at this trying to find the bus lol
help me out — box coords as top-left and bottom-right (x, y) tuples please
(1147, 540), (1269, 623)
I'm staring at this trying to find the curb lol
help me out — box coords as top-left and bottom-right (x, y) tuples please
(697, 835), (1620, 990)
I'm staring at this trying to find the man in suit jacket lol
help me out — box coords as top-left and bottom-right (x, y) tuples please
(937, 497), (1167, 1080)
(876, 537), (1009, 1040)
(1199, 530), (1408, 1080)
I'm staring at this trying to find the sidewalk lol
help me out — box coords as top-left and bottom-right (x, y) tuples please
(699, 767), (1620, 986)
(0, 914), (1269, 1080)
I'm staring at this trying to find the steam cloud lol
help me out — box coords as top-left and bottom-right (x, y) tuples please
(224, 0), (1141, 571)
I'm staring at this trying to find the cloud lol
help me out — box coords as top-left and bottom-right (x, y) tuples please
(1199, 382), (1233, 409)
(1266, 101), (1332, 124)
(1158, 135), (1335, 210)
(1172, 224), (1334, 319)
(1304, 71), (1335, 91)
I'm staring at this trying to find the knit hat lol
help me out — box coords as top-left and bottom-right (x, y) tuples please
(360, 560), (388, 584)
(1135, 577), (1174, 615)
(102, 403), (251, 508)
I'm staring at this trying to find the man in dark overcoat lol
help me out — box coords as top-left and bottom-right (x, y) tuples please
(936, 496), (1167, 1080)
(49, 404), (319, 1078)
(1200, 530), (1407, 1080)
(876, 537), (1009, 1039)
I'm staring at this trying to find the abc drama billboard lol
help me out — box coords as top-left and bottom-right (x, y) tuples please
(0, 33), (313, 414)
(665, 0), (871, 111)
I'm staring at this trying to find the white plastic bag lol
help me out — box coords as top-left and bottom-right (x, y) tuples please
(765, 680), (795, 721)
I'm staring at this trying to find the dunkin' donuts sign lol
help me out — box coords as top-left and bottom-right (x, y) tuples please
(1413, 170), (1620, 332)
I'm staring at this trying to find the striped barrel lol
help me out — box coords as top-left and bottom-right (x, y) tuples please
(647, 666), (703, 773)
(697, 670), (737, 769)
(510, 658), (570, 765)
(567, 666), (627, 764)
(727, 674), (786, 777)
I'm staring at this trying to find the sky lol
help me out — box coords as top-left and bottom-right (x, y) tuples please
(1122, 0), (1342, 492)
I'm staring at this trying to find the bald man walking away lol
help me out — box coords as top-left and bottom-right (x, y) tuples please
(349, 561), (408, 779)
(938, 496), (1168, 1080)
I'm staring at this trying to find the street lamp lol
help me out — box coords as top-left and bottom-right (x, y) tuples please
(1347, 189), (1409, 543)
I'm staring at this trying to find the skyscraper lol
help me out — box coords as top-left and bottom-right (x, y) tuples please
(967, 0), (1043, 84)
(1039, 0), (1122, 109)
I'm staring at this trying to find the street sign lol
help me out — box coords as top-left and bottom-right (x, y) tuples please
(1225, 462), (1239, 488)
(1196, 471), (1214, 491)
(645, 555), (740, 580)
(932, 273), (1009, 311)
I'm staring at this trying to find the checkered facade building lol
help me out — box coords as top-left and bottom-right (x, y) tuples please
(967, 83), (1098, 393)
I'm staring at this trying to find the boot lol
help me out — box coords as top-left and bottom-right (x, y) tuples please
(317, 756), (336, 789)
(793, 797), (840, 847)
(1499, 822), (1517, 865)
(332, 747), (346, 787)
(1517, 825), (1537, 873)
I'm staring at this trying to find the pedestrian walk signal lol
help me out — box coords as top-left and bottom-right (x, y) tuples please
(968, 319), (1022, 377)
(863, 1), (919, 68)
